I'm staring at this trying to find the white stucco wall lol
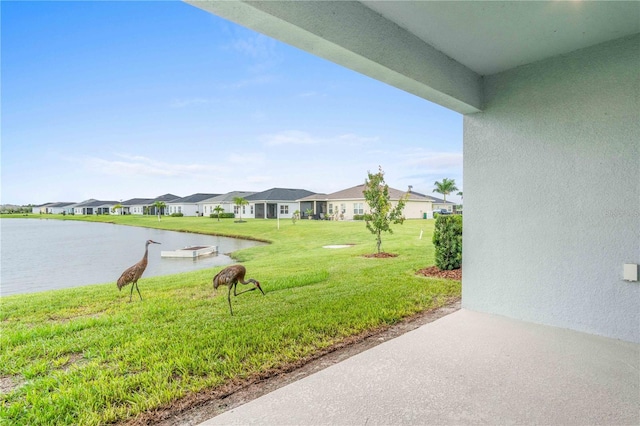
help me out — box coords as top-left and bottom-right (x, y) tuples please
(463, 35), (640, 342)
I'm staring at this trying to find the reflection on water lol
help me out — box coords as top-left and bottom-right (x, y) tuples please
(0, 219), (266, 296)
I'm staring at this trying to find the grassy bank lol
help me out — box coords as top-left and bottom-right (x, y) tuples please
(0, 215), (460, 425)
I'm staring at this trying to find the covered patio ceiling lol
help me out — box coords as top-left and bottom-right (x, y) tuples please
(187, 1), (640, 114)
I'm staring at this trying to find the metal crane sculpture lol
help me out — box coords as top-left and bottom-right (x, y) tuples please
(213, 264), (264, 315)
(117, 239), (161, 301)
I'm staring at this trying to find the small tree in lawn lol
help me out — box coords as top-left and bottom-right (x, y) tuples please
(213, 205), (224, 221)
(363, 166), (407, 254)
(233, 197), (248, 222)
(153, 201), (166, 221)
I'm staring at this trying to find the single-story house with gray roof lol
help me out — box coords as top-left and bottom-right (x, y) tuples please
(246, 188), (315, 219)
(46, 202), (77, 215)
(73, 199), (119, 215)
(167, 193), (220, 217)
(121, 194), (181, 216)
(32, 203), (55, 214)
(200, 191), (257, 217)
(120, 198), (153, 215)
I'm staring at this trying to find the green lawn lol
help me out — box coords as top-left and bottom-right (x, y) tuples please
(0, 215), (460, 425)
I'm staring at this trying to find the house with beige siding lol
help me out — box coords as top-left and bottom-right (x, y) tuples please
(317, 184), (435, 220)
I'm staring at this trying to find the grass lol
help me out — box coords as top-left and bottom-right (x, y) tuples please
(0, 215), (460, 425)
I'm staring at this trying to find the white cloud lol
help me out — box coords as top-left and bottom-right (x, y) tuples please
(297, 91), (325, 98)
(260, 130), (379, 147)
(219, 75), (275, 90)
(227, 152), (266, 166)
(229, 34), (277, 59)
(404, 150), (463, 172)
(76, 154), (223, 178)
(169, 98), (211, 108)
(261, 130), (318, 146)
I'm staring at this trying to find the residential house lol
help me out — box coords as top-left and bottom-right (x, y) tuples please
(200, 191), (256, 217)
(167, 193), (219, 217)
(149, 194), (181, 216)
(122, 194), (181, 216)
(47, 202), (77, 215)
(32, 203), (54, 214)
(73, 199), (118, 215)
(246, 188), (315, 219)
(192, 2), (639, 343)
(120, 198), (153, 215)
(319, 184), (434, 220)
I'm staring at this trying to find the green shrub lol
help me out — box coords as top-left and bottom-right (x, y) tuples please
(170, 212), (184, 217)
(210, 212), (235, 219)
(432, 214), (462, 270)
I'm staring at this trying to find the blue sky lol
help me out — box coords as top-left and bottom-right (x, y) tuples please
(2, 1), (463, 206)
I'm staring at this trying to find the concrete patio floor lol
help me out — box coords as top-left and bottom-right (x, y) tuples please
(200, 309), (639, 425)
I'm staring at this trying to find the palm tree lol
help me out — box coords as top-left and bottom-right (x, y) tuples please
(153, 201), (166, 221)
(233, 197), (248, 222)
(433, 178), (459, 203)
(457, 191), (463, 199)
(213, 205), (224, 221)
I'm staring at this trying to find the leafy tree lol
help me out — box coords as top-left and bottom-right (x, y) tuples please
(233, 197), (248, 222)
(111, 203), (122, 215)
(213, 205), (224, 221)
(433, 178), (459, 203)
(433, 215), (463, 270)
(292, 210), (300, 224)
(153, 201), (166, 221)
(363, 166), (407, 254)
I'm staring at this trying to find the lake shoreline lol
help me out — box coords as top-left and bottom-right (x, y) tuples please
(0, 217), (266, 296)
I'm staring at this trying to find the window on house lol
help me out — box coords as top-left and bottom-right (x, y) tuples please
(353, 203), (364, 215)
(234, 206), (239, 214)
(280, 205), (289, 214)
(250, 205), (254, 214)
(242, 206), (246, 214)
(329, 204), (333, 214)
(340, 203), (346, 214)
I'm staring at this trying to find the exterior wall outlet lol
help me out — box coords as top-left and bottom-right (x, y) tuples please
(623, 264), (638, 282)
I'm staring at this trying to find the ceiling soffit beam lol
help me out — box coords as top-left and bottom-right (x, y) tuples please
(187, 0), (482, 114)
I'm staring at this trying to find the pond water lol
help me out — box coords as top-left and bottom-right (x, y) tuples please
(0, 219), (266, 296)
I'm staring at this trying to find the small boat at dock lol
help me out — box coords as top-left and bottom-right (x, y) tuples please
(161, 245), (217, 258)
